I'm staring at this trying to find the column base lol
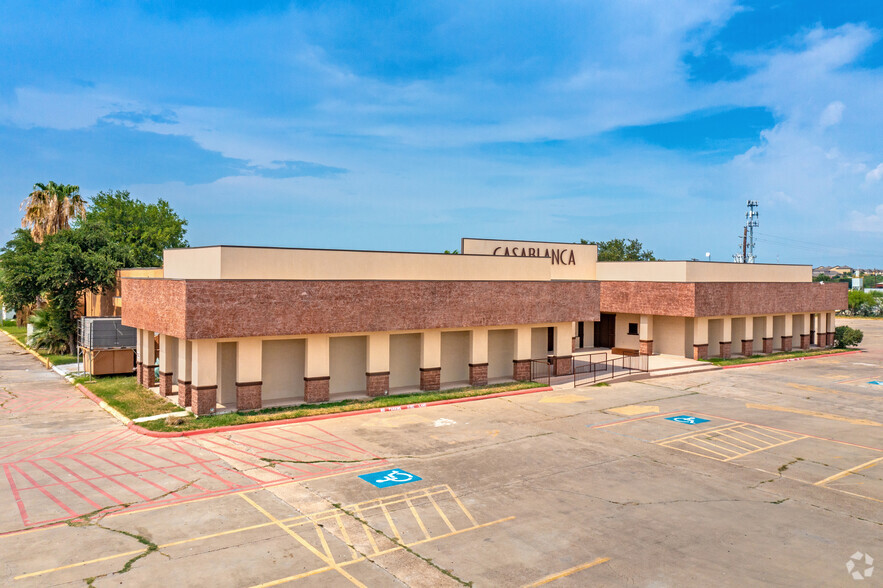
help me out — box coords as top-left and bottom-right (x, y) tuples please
(741, 339), (754, 357)
(304, 376), (330, 403)
(719, 341), (731, 359)
(468, 363), (488, 387)
(366, 372), (390, 397)
(816, 333), (826, 347)
(513, 359), (531, 381)
(144, 364), (157, 388)
(827, 331), (835, 348)
(800, 334), (810, 350)
(419, 367), (441, 391)
(192, 385), (217, 416)
(236, 381), (262, 411)
(762, 337), (773, 354)
(639, 340), (653, 356)
(781, 336), (793, 352)
(552, 355), (572, 376)
(693, 343), (708, 361)
(159, 372), (174, 396)
(177, 380), (192, 408)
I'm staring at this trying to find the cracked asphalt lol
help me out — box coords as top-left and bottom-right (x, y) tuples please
(0, 318), (881, 587)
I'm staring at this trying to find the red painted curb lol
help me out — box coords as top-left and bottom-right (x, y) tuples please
(87, 385), (553, 438)
(721, 349), (863, 369)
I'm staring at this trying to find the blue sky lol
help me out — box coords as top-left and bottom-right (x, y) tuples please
(1, 0), (882, 265)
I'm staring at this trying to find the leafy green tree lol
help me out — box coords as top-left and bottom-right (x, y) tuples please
(0, 230), (43, 311)
(848, 290), (878, 311)
(28, 308), (68, 354)
(80, 190), (188, 267)
(834, 325), (863, 348)
(580, 238), (657, 261)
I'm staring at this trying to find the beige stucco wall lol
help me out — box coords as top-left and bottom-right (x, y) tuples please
(217, 342), (237, 405)
(614, 313), (641, 351)
(262, 340), (305, 401)
(389, 334), (420, 389)
(596, 261), (810, 283)
(708, 318), (724, 357)
(488, 329), (515, 379)
(461, 238), (597, 281)
(163, 246), (553, 282)
(441, 331), (470, 383)
(531, 327), (549, 359)
(330, 336), (367, 394)
(654, 316), (686, 355)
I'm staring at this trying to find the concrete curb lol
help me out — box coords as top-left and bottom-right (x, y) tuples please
(123, 386), (555, 438)
(0, 328), (51, 368)
(720, 349), (863, 369)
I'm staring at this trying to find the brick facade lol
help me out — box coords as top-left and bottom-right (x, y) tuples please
(236, 382), (262, 411)
(468, 363), (488, 387)
(781, 335), (793, 352)
(553, 355), (572, 376)
(693, 343), (708, 361)
(123, 278), (601, 340)
(159, 371), (174, 396)
(817, 333), (827, 347)
(762, 337), (773, 354)
(192, 385), (217, 416)
(827, 331), (835, 348)
(741, 339), (754, 357)
(366, 372), (390, 397)
(143, 364), (156, 388)
(800, 334), (811, 349)
(719, 341), (731, 359)
(513, 359), (531, 381)
(419, 367), (441, 391)
(304, 377), (330, 403)
(639, 340), (653, 355)
(177, 380), (192, 408)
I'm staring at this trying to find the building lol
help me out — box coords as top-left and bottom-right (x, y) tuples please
(121, 238), (847, 416)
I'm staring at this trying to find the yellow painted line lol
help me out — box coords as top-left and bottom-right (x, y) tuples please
(539, 394), (589, 404)
(722, 436), (806, 461)
(746, 403), (882, 427)
(406, 497), (432, 540)
(450, 491), (478, 526)
(522, 557), (611, 587)
(654, 423), (734, 443)
(240, 494), (366, 588)
(814, 456), (883, 486)
(335, 513), (357, 560)
(379, 503), (401, 541)
(607, 405), (659, 416)
(353, 505), (380, 554)
(673, 439), (737, 459)
(14, 548), (145, 580)
(250, 564), (338, 588)
(713, 430), (764, 450)
(425, 491), (456, 533)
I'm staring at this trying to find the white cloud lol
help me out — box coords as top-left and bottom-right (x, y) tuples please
(866, 163), (883, 183)
(849, 204), (883, 232)
(819, 101), (845, 128)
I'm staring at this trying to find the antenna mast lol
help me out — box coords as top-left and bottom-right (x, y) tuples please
(733, 200), (759, 263)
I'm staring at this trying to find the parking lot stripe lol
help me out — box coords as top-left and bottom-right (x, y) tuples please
(745, 403), (881, 427)
(814, 456), (883, 487)
(522, 557), (611, 587)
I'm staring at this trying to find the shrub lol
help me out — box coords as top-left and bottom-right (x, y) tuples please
(834, 325), (863, 348)
(28, 308), (68, 354)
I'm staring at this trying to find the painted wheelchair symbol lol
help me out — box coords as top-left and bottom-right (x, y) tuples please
(664, 415), (710, 425)
(359, 468), (423, 488)
(375, 470), (415, 484)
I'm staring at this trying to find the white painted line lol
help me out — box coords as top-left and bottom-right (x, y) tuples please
(132, 411), (191, 423)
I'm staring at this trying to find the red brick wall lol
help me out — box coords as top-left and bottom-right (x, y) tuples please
(601, 281), (846, 318)
(123, 278), (601, 340)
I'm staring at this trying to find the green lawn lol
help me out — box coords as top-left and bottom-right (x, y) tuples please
(74, 375), (179, 419)
(702, 348), (855, 367)
(0, 324), (78, 365)
(134, 380), (543, 433)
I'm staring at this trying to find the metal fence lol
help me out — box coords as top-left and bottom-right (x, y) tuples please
(530, 352), (649, 387)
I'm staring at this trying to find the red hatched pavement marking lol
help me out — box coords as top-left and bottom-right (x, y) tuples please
(0, 424), (384, 528)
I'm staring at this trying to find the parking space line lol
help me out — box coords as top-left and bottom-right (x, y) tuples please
(814, 456), (883, 487)
(656, 423), (806, 462)
(522, 557), (611, 587)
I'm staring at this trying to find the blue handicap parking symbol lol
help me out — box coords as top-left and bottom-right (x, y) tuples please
(869, 381), (882, 386)
(358, 469), (422, 488)
(665, 415), (710, 425)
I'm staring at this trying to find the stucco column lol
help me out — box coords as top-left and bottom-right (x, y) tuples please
(762, 315), (774, 354)
(141, 329), (157, 388)
(191, 340), (217, 416)
(827, 312), (836, 347)
(639, 315), (654, 356)
(419, 329), (442, 391)
(135, 328), (144, 386)
(552, 322), (572, 376)
(800, 313), (811, 349)
(817, 313), (828, 347)
(366, 332), (390, 397)
(741, 316), (754, 357)
(158, 334), (175, 397)
(513, 326), (532, 381)
(720, 317), (732, 359)
(304, 334), (330, 402)
(469, 327), (489, 386)
(692, 317), (709, 360)
(177, 340), (192, 408)
(781, 314), (793, 352)
(236, 339), (263, 411)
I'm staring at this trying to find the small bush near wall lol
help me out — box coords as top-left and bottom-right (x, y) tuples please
(834, 325), (863, 348)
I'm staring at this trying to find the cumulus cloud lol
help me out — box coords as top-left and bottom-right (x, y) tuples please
(849, 204), (883, 232)
(819, 101), (845, 128)
(866, 163), (883, 183)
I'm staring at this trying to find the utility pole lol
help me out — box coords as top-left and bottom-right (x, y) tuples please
(733, 201), (759, 263)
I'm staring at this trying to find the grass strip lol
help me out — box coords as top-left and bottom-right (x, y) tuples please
(700, 348), (856, 367)
(75, 375), (179, 419)
(135, 380), (542, 433)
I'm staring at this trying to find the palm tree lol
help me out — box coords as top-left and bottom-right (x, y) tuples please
(20, 182), (87, 243)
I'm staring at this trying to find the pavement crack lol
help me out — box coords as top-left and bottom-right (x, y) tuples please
(0, 384), (17, 412)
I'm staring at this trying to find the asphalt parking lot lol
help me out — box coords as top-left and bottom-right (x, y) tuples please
(1, 318), (881, 587)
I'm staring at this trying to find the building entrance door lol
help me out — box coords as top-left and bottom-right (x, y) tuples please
(594, 314), (615, 348)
